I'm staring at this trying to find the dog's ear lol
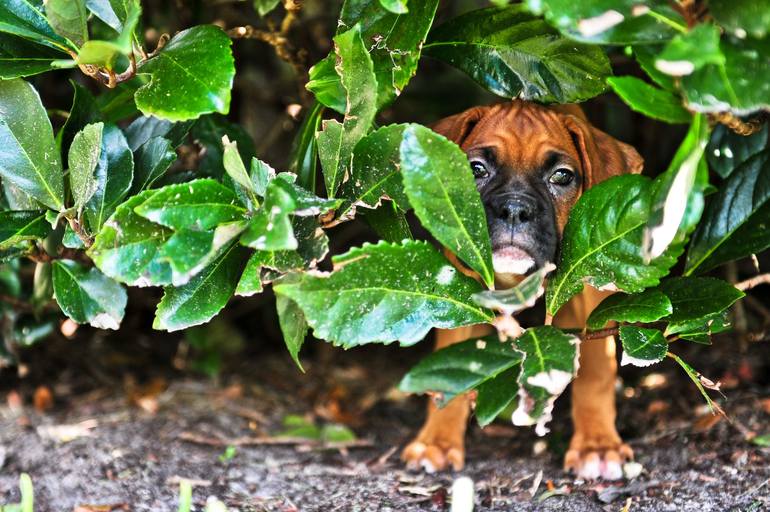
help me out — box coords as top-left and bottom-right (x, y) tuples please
(559, 112), (643, 190)
(430, 106), (489, 147)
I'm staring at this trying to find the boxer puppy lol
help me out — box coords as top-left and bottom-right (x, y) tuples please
(401, 100), (643, 480)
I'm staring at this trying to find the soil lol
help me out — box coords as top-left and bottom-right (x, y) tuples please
(1, 338), (769, 512)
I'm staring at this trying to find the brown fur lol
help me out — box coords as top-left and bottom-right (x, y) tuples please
(402, 100), (642, 478)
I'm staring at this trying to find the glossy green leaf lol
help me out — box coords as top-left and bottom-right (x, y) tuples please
(52, 259), (127, 329)
(0, 79), (64, 211)
(134, 179), (245, 231)
(359, 203), (413, 243)
(316, 25), (377, 197)
(511, 326), (579, 435)
(338, 123), (411, 219)
(84, 123), (134, 231)
(76, 39), (124, 69)
(379, 0), (407, 14)
(58, 81), (102, 164)
(679, 36), (770, 115)
(655, 24), (723, 76)
(235, 251), (268, 296)
(68, 122), (104, 211)
(153, 244), (246, 332)
(289, 101), (323, 191)
(0, 0), (72, 51)
(399, 335), (521, 404)
(135, 25), (235, 121)
(130, 136), (176, 194)
(632, 44), (674, 91)
(607, 76), (690, 124)
(274, 240), (493, 347)
(85, 0), (140, 33)
(124, 115), (193, 152)
(707, 123), (769, 179)
(0, 32), (68, 79)
(274, 174), (342, 216)
(473, 264), (552, 314)
(655, 277), (744, 335)
(674, 311), (730, 344)
(709, 0), (770, 40)
(44, 0), (87, 47)
(587, 289), (672, 330)
(526, 0), (685, 45)
(400, 124), (495, 287)
(618, 326), (667, 367)
(424, 6), (611, 103)
(686, 151), (770, 273)
(88, 190), (173, 287)
(475, 366), (521, 427)
(222, 135), (259, 208)
(546, 175), (681, 315)
(275, 276), (308, 371)
(0, 211), (49, 249)
(240, 178), (298, 251)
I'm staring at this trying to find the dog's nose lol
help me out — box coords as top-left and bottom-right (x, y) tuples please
(498, 197), (535, 225)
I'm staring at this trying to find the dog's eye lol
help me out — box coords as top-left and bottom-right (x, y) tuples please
(471, 161), (489, 179)
(549, 168), (574, 186)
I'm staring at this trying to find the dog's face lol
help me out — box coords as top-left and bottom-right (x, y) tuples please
(432, 101), (643, 283)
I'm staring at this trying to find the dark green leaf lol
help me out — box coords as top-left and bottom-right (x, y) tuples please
(707, 123), (768, 179)
(587, 289), (672, 330)
(191, 115), (256, 179)
(154, 244), (246, 331)
(85, 0), (139, 33)
(475, 366), (521, 427)
(655, 24), (723, 76)
(0, 0), (72, 51)
(424, 6), (611, 103)
(58, 81), (102, 164)
(656, 276), (744, 335)
(84, 123), (134, 231)
(68, 122), (103, 211)
(134, 179), (245, 231)
(632, 44), (674, 91)
(359, 203), (413, 243)
(52, 259), (127, 329)
(250, 158), (275, 198)
(526, 0), (685, 45)
(399, 335), (521, 404)
(0, 31), (68, 78)
(401, 125), (495, 287)
(124, 115), (193, 152)
(0, 78), (64, 210)
(709, 0), (770, 40)
(672, 310), (730, 344)
(607, 76), (690, 124)
(686, 151), (770, 273)
(0, 211), (49, 249)
(135, 25), (235, 121)
(273, 174), (342, 216)
(222, 135), (260, 207)
(240, 178), (298, 251)
(617, 326), (666, 367)
(88, 190), (173, 286)
(130, 136), (176, 194)
(289, 101), (323, 190)
(44, 0), (88, 47)
(274, 240), (493, 347)
(276, 277), (308, 371)
(512, 326), (578, 435)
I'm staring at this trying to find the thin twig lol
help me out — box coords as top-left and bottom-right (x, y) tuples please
(735, 273), (770, 291)
(178, 431), (372, 449)
(67, 217), (93, 248)
(580, 327), (619, 340)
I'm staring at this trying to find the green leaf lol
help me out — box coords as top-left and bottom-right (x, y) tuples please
(668, 352), (720, 413)
(159, 221), (247, 286)
(58, 81), (102, 164)
(424, 6), (611, 103)
(85, 0), (140, 33)
(274, 174), (342, 216)
(0, 211), (50, 249)
(289, 101), (323, 190)
(134, 179), (245, 231)
(526, 0), (685, 45)
(0, 32), (69, 79)
(306, 0), (438, 111)
(378, 0), (407, 14)
(546, 175), (680, 315)
(240, 178), (298, 251)
(632, 44), (674, 91)
(253, 0), (281, 16)
(0, 78), (64, 211)
(52, 259), (127, 329)
(76, 39), (125, 69)
(511, 326), (579, 435)
(655, 24), (723, 76)
(618, 326), (667, 367)
(686, 151), (770, 273)
(135, 25), (235, 122)
(644, 114), (709, 260)
(316, 25), (377, 198)
(708, 0), (770, 40)
(68, 122), (104, 212)
(752, 434), (770, 448)
(274, 240), (493, 347)
(235, 251), (267, 296)
(0, 0), (72, 51)
(338, 123), (411, 219)
(399, 335), (522, 404)
(88, 190), (173, 286)
(124, 115), (193, 152)
(130, 136), (176, 194)
(153, 244), (246, 332)
(472, 264), (552, 314)
(679, 36), (770, 115)
(359, 203), (413, 243)
(83, 123), (134, 231)
(607, 76), (690, 124)
(671, 310), (730, 344)
(475, 366), (521, 427)
(44, 0), (88, 47)
(276, 281), (308, 371)
(587, 289), (672, 330)
(707, 123), (769, 179)
(401, 125), (495, 287)
(655, 277), (744, 336)
(222, 135), (259, 208)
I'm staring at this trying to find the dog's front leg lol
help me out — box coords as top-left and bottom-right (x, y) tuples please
(402, 324), (492, 472)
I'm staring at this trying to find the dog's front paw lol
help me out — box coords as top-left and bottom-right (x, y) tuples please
(401, 438), (465, 473)
(564, 442), (633, 481)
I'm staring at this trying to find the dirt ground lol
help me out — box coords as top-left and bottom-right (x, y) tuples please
(1, 339), (769, 512)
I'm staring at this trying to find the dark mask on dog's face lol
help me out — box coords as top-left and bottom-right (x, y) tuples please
(431, 101), (643, 284)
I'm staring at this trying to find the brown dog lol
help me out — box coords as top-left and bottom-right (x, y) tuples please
(401, 100), (643, 480)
